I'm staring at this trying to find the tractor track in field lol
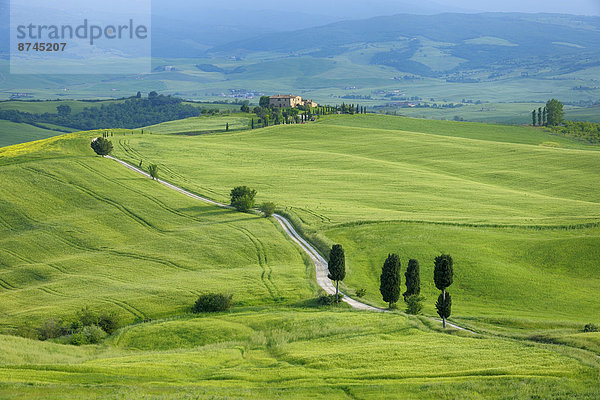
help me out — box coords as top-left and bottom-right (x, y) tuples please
(107, 155), (476, 333)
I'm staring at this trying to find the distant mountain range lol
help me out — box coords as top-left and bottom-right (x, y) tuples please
(207, 13), (600, 77)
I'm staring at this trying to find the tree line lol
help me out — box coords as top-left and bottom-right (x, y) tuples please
(531, 99), (563, 127)
(327, 244), (455, 328)
(0, 92), (205, 131)
(532, 98), (600, 143)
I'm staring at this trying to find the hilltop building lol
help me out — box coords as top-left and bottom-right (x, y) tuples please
(270, 94), (318, 108)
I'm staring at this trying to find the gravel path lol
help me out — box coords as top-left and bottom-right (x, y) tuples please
(108, 155), (476, 332)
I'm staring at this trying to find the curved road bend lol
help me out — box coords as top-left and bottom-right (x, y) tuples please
(107, 155), (475, 331)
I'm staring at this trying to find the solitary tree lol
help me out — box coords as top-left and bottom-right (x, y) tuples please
(259, 202), (276, 217)
(546, 99), (564, 126)
(230, 186), (257, 212)
(226, 122), (229, 132)
(148, 164), (159, 180)
(434, 254), (454, 328)
(380, 253), (401, 309)
(90, 137), (113, 156)
(328, 244), (346, 303)
(403, 259), (420, 301)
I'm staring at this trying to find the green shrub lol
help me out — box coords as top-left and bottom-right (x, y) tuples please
(317, 293), (344, 306)
(148, 164), (159, 180)
(38, 318), (68, 341)
(90, 137), (113, 156)
(230, 186), (256, 212)
(193, 293), (233, 313)
(69, 325), (107, 345)
(259, 202), (276, 217)
(405, 295), (424, 315)
(583, 323), (599, 333)
(98, 312), (120, 335)
(355, 288), (367, 298)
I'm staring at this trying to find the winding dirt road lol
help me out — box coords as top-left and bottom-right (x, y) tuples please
(107, 155), (475, 332)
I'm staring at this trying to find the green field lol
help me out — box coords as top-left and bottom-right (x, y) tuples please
(0, 133), (313, 330)
(145, 113), (252, 134)
(112, 114), (600, 330)
(0, 120), (75, 148)
(0, 308), (598, 399)
(1, 115), (600, 398)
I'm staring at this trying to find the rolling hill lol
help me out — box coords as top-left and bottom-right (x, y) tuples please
(0, 116), (599, 398)
(112, 114), (600, 329)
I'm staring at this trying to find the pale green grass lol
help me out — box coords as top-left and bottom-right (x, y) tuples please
(144, 113), (252, 135)
(0, 120), (63, 148)
(0, 132), (313, 331)
(111, 114), (600, 331)
(0, 100), (126, 114)
(0, 309), (598, 399)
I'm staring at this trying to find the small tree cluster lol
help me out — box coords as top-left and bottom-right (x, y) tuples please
(90, 137), (113, 156)
(193, 293), (233, 313)
(148, 164), (159, 180)
(37, 306), (120, 345)
(230, 186), (257, 212)
(532, 99), (564, 127)
(259, 202), (276, 217)
(378, 255), (423, 313)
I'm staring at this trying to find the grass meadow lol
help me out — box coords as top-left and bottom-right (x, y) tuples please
(0, 132), (313, 331)
(0, 115), (599, 398)
(0, 309), (598, 399)
(111, 114), (600, 332)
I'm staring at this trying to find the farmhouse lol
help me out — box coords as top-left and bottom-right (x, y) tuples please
(270, 94), (318, 108)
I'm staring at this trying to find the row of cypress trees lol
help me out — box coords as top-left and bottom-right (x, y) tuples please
(327, 244), (455, 328)
(380, 253), (454, 326)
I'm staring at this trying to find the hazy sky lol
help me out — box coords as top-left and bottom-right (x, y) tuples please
(435, 0), (600, 15)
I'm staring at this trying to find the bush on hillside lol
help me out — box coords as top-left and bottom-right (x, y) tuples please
(317, 293), (344, 306)
(230, 186), (256, 212)
(405, 295), (424, 315)
(38, 318), (68, 340)
(148, 164), (159, 180)
(259, 202), (276, 217)
(98, 312), (120, 335)
(583, 323), (599, 333)
(355, 288), (367, 298)
(70, 325), (107, 345)
(193, 293), (233, 313)
(90, 137), (113, 156)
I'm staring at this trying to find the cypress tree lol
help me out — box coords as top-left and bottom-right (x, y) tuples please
(251, 118), (254, 129)
(436, 292), (452, 322)
(542, 107), (548, 126)
(380, 253), (401, 309)
(328, 244), (346, 302)
(403, 259), (420, 301)
(532, 109), (537, 126)
(538, 107), (542, 126)
(226, 123), (229, 131)
(434, 254), (454, 328)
